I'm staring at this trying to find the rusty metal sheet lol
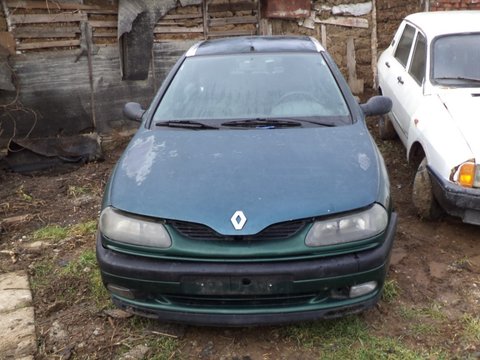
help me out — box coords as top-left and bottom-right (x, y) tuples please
(263, 0), (310, 19)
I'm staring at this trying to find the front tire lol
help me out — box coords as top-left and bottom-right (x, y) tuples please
(412, 157), (443, 220)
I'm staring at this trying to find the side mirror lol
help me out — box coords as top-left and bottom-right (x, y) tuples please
(123, 102), (145, 122)
(360, 96), (392, 117)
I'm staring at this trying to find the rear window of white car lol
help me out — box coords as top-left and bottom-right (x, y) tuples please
(394, 24), (416, 67)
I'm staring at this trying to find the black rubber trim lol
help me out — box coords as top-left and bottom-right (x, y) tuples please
(428, 166), (480, 219)
(111, 293), (380, 327)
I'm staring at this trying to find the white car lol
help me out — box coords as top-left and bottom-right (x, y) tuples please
(377, 11), (480, 225)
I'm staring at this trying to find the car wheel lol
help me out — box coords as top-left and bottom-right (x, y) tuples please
(378, 115), (397, 140)
(412, 157), (443, 220)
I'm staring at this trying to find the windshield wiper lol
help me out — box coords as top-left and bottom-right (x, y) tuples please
(221, 118), (302, 128)
(155, 120), (219, 130)
(435, 76), (480, 83)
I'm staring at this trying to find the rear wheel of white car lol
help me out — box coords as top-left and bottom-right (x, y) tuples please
(378, 115), (397, 140)
(412, 157), (443, 220)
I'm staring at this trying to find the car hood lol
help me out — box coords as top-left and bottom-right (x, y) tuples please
(437, 89), (480, 156)
(108, 124), (381, 235)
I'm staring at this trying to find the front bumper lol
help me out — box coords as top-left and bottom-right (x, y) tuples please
(96, 212), (397, 326)
(429, 166), (480, 225)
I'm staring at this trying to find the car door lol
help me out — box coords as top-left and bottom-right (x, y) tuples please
(403, 31), (427, 141)
(379, 23), (416, 143)
(397, 30), (427, 143)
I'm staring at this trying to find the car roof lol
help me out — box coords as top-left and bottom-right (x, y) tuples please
(186, 36), (324, 57)
(406, 11), (480, 39)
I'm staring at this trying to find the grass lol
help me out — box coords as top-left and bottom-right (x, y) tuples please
(67, 185), (91, 198)
(124, 318), (180, 359)
(62, 249), (110, 307)
(33, 225), (68, 242)
(382, 278), (400, 303)
(16, 185), (33, 202)
(30, 258), (56, 290)
(399, 303), (447, 322)
(32, 220), (97, 242)
(70, 220), (97, 237)
(462, 315), (480, 343)
(30, 220), (102, 300)
(283, 316), (443, 359)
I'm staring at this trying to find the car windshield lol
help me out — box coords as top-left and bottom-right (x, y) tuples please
(432, 33), (480, 87)
(153, 52), (351, 125)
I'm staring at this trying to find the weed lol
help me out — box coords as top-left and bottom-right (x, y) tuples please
(33, 225), (68, 242)
(61, 249), (109, 306)
(283, 316), (367, 349)
(283, 315), (443, 359)
(399, 303), (446, 322)
(146, 337), (179, 360)
(30, 259), (56, 290)
(16, 185), (33, 202)
(462, 314), (480, 343)
(32, 220), (97, 242)
(449, 257), (472, 272)
(67, 185), (90, 198)
(62, 250), (97, 274)
(70, 220), (97, 237)
(382, 278), (400, 303)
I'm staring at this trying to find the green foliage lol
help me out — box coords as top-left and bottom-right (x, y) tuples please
(32, 220), (97, 243)
(146, 337), (179, 360)
(33, 225), (68, 242)
(62, 249), (109, 307)
(382, 278), (400, 303)
(16, 185), (33, 201)
(30, 259), (56, 290)
(283, 316), (442, 359)
(67, 185), (90, 198)
(70, 220), (98, 237)
(462, 314), (480, 343)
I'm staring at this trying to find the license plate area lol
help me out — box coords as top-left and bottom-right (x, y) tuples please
(181, 275), (293, 295)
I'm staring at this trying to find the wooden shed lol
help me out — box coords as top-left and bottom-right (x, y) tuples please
(0, 0), (475, 143)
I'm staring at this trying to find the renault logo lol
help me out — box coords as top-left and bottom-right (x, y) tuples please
(231, 210), (247, 230)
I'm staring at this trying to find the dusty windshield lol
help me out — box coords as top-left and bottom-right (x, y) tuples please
(432, 33), (480, 87)
(153, 53), (350, 124)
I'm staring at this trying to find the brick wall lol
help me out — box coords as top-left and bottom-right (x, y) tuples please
(430, 0), (480, 10)
(0, 6), (6, 32)
(376, 0), (421, 51)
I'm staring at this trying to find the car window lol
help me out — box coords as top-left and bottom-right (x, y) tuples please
(153, 53), (350, 124)
(409, 32), (427, 85)
(432, 33), (480, 86)
(394, 24), (415, 68)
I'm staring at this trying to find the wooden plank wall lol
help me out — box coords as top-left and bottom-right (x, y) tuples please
(5, 0), (117, 51)
(0, 0), (259, 139)
(3, 41), (195, 139)
(4, 0), (259, 52)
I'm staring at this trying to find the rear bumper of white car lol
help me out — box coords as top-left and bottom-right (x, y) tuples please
(429, 167), (480, 225)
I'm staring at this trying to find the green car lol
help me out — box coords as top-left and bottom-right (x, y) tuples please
(97, 36), (396, 326)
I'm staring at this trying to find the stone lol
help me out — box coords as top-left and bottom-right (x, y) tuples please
(118, 344), (150, 360)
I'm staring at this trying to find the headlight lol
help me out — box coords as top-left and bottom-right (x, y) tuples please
(305, 204), (388, 247)
(457, 162), (480, 188)
(99, 207), (171, 248)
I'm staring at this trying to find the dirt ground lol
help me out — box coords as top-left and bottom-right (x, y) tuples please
(1, 116), (479, 359)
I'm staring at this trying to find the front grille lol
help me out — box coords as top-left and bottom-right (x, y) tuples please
(158, 293), (320, 308)
(168, 220), (306, 241)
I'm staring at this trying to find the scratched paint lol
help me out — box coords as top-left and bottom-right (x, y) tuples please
(358, 153), (371, 171)
(122, 136), (165, 185)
